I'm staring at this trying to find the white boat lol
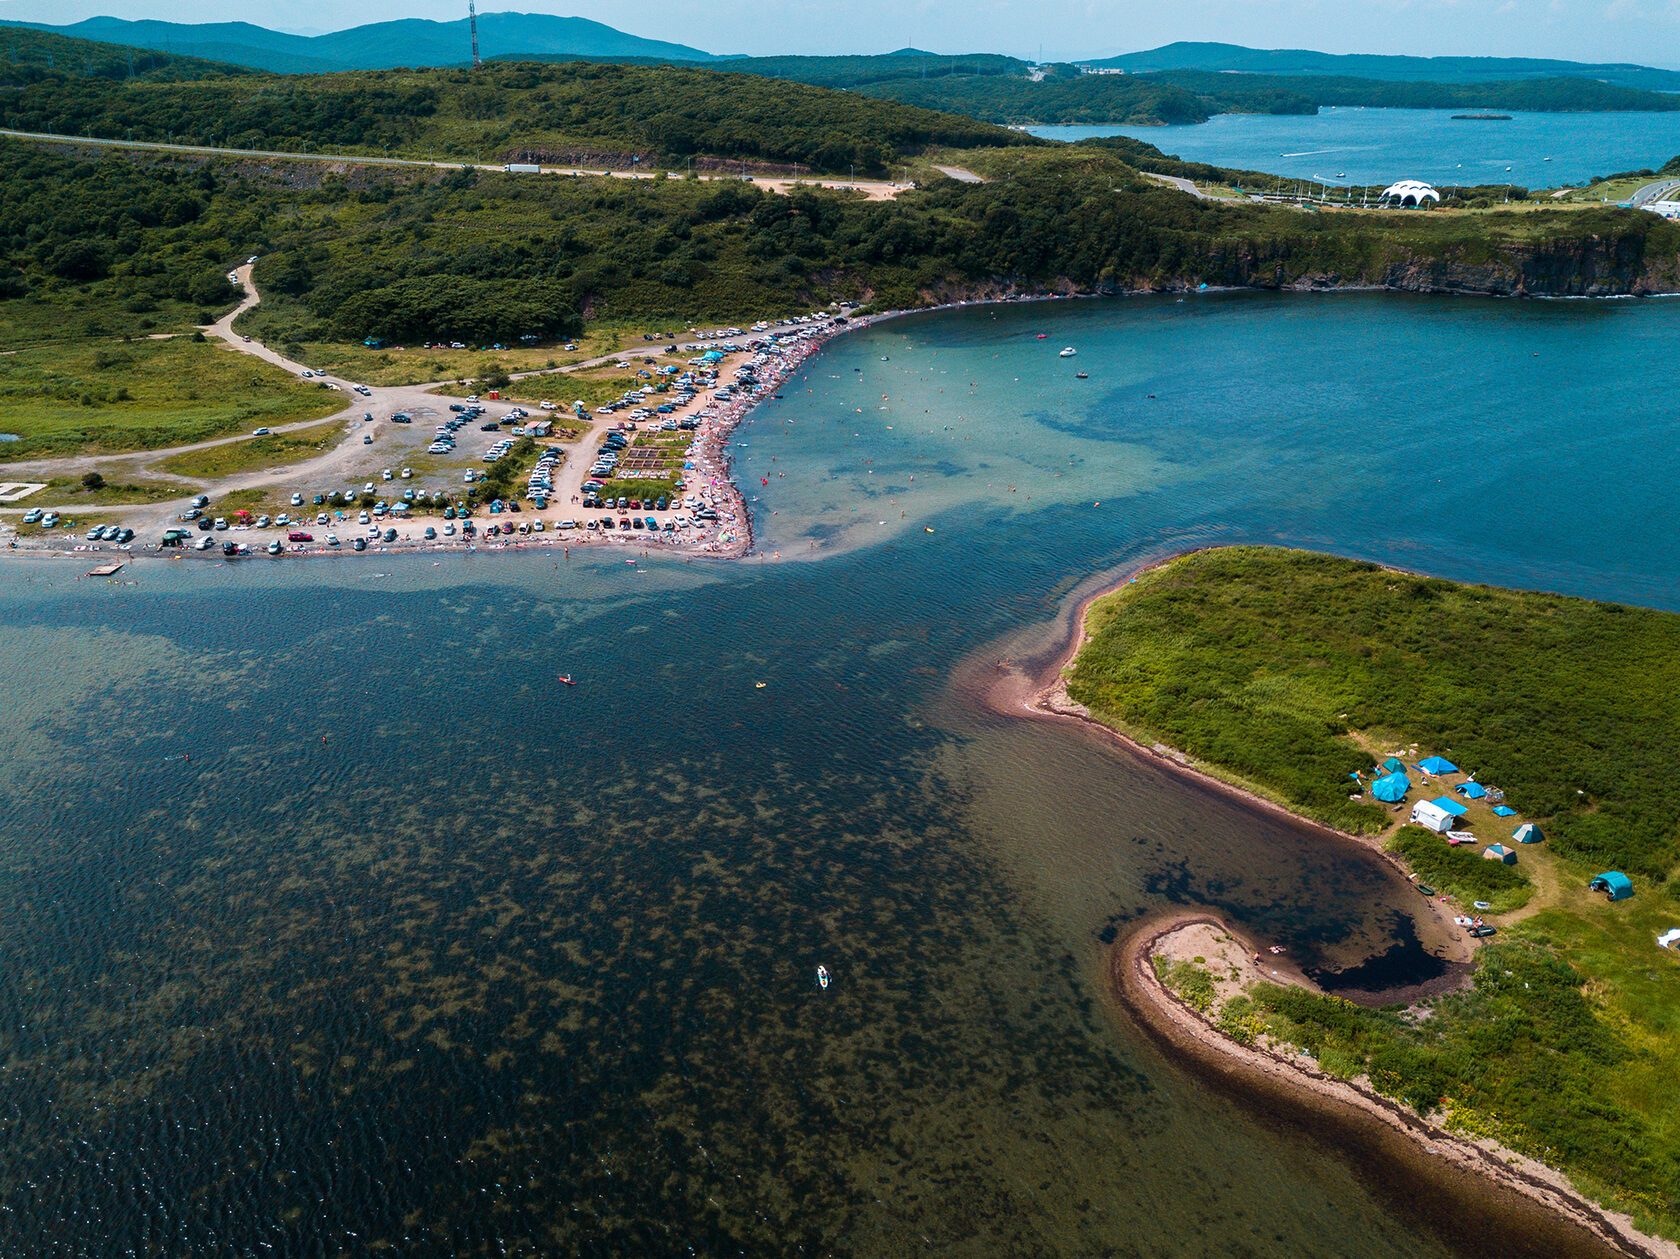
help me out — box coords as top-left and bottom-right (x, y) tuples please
(815, 965), (830, 990)
(1058, 347), (1077, 358)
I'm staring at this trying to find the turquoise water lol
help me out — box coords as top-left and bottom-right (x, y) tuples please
(3, 292), (1678, 1255)
(1031, 108), (1680, 188)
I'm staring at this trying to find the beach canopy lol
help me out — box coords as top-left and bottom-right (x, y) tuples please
(1590, 872), (1634, 901)
(1483, 844), (1517, 865)
(1431, 796), (1469, 817)
(1418, 756), (1459, 775)
(1492, 805), (1518, 817)
(1371, 772), (1411, 803)
(1380, 757), (1406, 773)
(1513, 823), (1545, 844)
(1456, 781), (1488, 799)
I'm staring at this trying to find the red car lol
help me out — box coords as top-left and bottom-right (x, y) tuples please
(287, 531), (314, 542)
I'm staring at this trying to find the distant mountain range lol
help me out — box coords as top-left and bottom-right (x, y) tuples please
(5, 18), (1679, 99)
(1086, 42), (1680, 93)
(0, 13), (721, 74)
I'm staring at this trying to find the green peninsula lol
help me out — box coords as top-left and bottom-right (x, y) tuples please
(1069, 547), (1680, 1239)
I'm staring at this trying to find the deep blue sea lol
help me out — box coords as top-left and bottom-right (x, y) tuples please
(2, 291), (1675, 1256)
(1031, 108), (1680, 188)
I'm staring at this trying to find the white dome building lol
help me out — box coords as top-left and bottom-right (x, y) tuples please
(1380, 180), (1441, 208)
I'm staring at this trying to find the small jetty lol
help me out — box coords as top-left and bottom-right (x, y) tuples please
(86, 562), (125, 577)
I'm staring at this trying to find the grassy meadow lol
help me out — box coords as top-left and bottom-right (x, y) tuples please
(1093, 547), (1680, 1240)
(156, 418), (348, 478)
(0, 337), (343, 461)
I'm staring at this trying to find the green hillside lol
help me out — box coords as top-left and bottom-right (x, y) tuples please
(0, 23), (249, 83)
(0, 60), (1035, 174)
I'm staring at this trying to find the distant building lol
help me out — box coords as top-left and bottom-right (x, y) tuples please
(1380, 180), (1441, 208)
(1647, 200), (1680, 220)
(1079, 66), (1125, 75)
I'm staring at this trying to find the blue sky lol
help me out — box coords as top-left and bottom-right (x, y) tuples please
(1, 0), (1676, 65)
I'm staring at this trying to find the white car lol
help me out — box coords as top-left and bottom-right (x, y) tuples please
(364, 482), (375, 494)
(463, 471), (476, 484)
(400, 468), (412, 479)
(291, 493), (303, 506)
(196, 535), (216, 550)
(382, 469), (393, 481)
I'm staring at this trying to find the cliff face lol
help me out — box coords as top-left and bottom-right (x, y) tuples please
(1153, 223), (1680, 298)
(1374, 235), (1680, 297)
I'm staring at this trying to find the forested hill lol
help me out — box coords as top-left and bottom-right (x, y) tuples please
(0, 13), (720, 74)
(858, 67), (1680, 125)
(1152, 69), (1680, 115)
(0, 60), (1037, 175)
(0, 23), (249, 83)
(1087, 41), (1680, 91)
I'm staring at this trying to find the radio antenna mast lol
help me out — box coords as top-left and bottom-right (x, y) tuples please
(469, 0), (481, 67)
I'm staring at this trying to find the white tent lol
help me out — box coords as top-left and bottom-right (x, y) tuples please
(1381, 180), (1441, 207)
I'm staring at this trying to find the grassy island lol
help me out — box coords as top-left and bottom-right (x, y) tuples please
(1070, 548), (1680, 1240)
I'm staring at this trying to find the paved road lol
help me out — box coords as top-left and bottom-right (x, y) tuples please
(1145, 172), (1211, 200)
(933, 165), (984, 184)
(0, 128), (912, 200)
(1629, 177), (1680, 207)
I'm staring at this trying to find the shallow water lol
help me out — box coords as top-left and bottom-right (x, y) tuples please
(3, 291), (1678, 1255)
(1031, 108), (1680, 188)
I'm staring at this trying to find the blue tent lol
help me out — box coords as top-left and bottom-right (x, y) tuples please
(1483, 844), (1517, 865)
(1590, 872), (1634, 902)
(1431, 796), (1468, 817)
(1371, 772), (1411, 803)
(1418, 756), (1459, 775)
(1456, 781), (1488, 799)
(1492, 805), (1518, 817)
(1513, 823), (1545, 844)
(1380, 757), (1406, 774)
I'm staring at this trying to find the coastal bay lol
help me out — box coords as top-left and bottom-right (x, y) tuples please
(4, 294), (1680, 1254)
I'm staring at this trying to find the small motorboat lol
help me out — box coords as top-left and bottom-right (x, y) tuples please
(558, 674), (577, 686)
(816, 965), (830, 990)
(1075, 371), (1088, 379)
(1058, 347), (1077, 358)
(1035, 333), (1047, 339)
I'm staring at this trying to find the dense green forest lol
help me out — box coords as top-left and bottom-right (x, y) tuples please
(0, 24), (248, 83)
(0, 60), (1035, 174)
(1152, 69), (1680, 115)
(860, 66), (1680, 125)
(4, 140), (1677, 350)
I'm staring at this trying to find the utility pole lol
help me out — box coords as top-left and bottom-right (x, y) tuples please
(469, 0), (481, 68)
